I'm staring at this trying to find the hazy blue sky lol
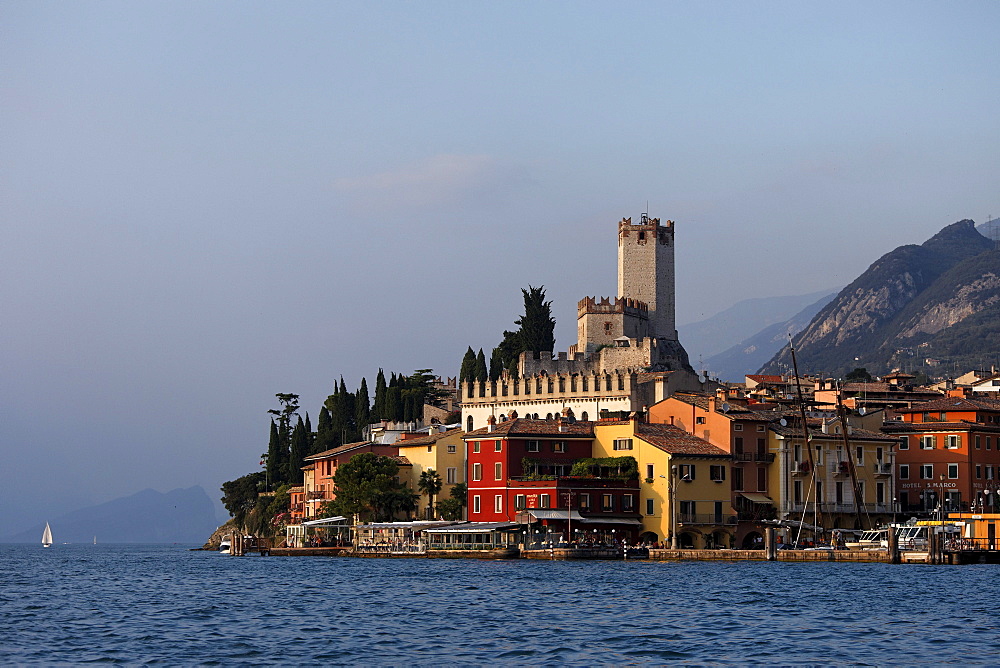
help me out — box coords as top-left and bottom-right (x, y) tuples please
(3, 2), (998, 535)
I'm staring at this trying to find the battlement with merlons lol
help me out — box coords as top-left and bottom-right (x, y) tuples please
(618, 215), (673, 242)
(577, 296), (649, 318)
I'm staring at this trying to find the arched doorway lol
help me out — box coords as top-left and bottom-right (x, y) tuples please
(638, 531), (658, 544)
(679, 531), (698, 549)
(742, 531), (764, 549)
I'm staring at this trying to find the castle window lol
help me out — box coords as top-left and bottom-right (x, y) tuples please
(582, 377), (588, 391)
(604, 322), (613, 334)
(581, 411), (589, 421)
(638, 231), (646, 242)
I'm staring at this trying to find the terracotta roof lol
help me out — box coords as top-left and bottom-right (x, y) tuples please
(881, 421), (1000, 434)
(667, 392), (711, 410)
(395, 427), (463, 448)
(896, 397), (1000, 414)
(632, 423), (730, 457)
(769, 422), (897, 442)
(289, 486), (304, 492)
(747, 375), (783, 383)
(305, 441), (377, 461)
(463, 418), (595, 439)
(390, 455), (412, 466)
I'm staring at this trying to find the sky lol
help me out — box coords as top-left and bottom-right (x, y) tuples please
(2, 1), (999, 536)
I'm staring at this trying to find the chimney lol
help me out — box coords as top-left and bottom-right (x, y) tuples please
(487, 415), (496, 433)
(557, 416), (565, 432)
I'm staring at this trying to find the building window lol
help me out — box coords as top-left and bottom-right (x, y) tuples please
(855, 446), (864, 463)
(645, 498), (654, 515)
(680, 500), (695, 518)
(646, 464), (654, 479)
(579, 494), (590, 510)
(604, 321), (613, 334)
(495, 495), (503, 513)
(623, 494), (634, 511)
(696, 416), (706, 425)
(467, 416), (474, 431)
(473, 495), (481, 514)
(447, 444), (457, 453)
(602, 494), (614, 511)
(920, 464), (933, 480)
(553, 441), (566, 453)
(710, 465), (726, 482)
(472, 463), (482, 481)
(733, 467), (744, 491)
(756, 467), (766, 492)
(794, 480), (803, 505)
(613, 438), (634, 451)
(539, 494), (550, 508)
(988, 437), (993, 450)
(921, 436), (935, 449)
(515, 494), (526, 509)
(446, 467), (457, 484)
(757, 424), (766, 432)
(948, 463), (959, 479)
(734, 436), (744, 454)
(679, 464), (696, 480)
(899, 464), (909, 480)
(946, 435), (960, 449)
(898, 436), (909, 450)
(495, 440), (502, 452)
(815, 445), (823, 465)
(494, 462), (503, 480)
(876, 481), (885, 504)
(976, 435), (981, 450)
(473, 441), (480, 453)
(526, 440), (539, 452)
(976, 465), (982, 479)
(856, 481), (865, 503)
(734, 423), (743, 431)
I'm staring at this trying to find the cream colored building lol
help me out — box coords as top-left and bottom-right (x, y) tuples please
(394, 427), (466, 519)
(592, 418), (734, 548)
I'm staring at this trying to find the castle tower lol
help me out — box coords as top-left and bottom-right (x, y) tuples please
(617, 214), (677, 340)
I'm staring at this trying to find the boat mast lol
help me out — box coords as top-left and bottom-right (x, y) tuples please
(789, 337), (822, 539)
(835, 383), (869, 531)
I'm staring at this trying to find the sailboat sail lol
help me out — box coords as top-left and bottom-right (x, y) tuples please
(42, 522), (53, 547)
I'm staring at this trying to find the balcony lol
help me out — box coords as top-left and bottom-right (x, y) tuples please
(679, 513), (737, 525)
(791, 461), (811, 475)
(873, 462), (893, 477)
(734, 452), (776, 463)
(832, 461), (853, 477)
(306, 490), (328, 501)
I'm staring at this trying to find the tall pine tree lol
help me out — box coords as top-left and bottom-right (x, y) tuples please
(355, 377), (371, 439)
(460, 347), (476, 384)
(266, 420), (282, 489)
(314, 406), (335, 454)
(373, 368), (387, 420)
(474, 349), (488, 382)
(288, 416), (308, 484)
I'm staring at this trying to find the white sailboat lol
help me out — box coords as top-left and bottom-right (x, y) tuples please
(42, 522), (53, 548)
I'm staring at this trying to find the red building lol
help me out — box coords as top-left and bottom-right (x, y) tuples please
(463, 416), (642, 542)
(883, 397), (1000, 512)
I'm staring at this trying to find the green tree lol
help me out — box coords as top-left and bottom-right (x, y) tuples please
(314, 406), (335, 455)
(450, 482), (467, 505)
(356, 377), (371, 436)
(516, 285), (555, 353)
(220, 472), (264, 530)
(474, 349), (488, 382)
(288, 416), (308, 484)
(460, 347), (477, 385)
(328, 452), (404, 522)
(267, 393), (299, 488)
(845, 367), (874, 382)
(265, 420), (282, 488)
(489, 347), (504, 381)
(417, 469), (443, 519)
(435, 497), (464, 521)
(373, 368), (388, 421)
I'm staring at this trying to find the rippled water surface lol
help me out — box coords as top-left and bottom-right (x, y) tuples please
(2, 544), (999, 664)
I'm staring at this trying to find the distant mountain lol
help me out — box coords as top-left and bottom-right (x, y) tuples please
(678, 289), (839, 365)
(702, 292), (836, 381)
(2, 486), (221, 544)
(760, 219), (998, 377)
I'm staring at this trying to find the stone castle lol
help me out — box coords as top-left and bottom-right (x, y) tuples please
(461, 213), (702, 430)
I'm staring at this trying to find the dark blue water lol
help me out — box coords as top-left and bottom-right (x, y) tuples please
(2, 544), (998, 665)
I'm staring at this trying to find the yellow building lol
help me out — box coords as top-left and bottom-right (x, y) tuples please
(592, 418), (734, 548)
(394, 427), (466, 519)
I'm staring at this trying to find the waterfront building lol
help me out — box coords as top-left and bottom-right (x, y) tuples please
(882, 396), (1000, 513)
(300, 441), (408, 520)
(591, 417), (734, 548)
(394, 426), (466, 519)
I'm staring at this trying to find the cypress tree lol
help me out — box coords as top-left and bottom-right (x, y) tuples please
(339, 377), (357, 442)
(516, 285), (556, 353)
(373, 368), (387, 420)
(304, 412), (314, 455)
(266, 420), (282, 489)
(460, 347), (476, 384)
(288, 416), (308, 484)
(315, 406), (334, 454)
(356, 377), (371, 440)
(489, 347), (503, 381)
(474, 349), (488, 382)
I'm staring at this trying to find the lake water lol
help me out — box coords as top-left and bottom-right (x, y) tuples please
(2, 543), (998, 665)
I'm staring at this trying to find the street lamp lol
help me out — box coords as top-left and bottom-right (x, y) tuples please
(892, 496), (898, 525)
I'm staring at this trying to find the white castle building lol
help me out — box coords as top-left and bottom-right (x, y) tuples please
(462, 213), (708, 431)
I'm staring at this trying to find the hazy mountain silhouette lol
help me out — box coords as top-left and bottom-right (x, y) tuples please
(3, 486), (222, 544)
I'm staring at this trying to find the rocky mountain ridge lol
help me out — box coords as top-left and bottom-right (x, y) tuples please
(760, 219), (999, 377)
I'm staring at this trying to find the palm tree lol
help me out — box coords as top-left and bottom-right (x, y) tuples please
(418, 469), (443, 520)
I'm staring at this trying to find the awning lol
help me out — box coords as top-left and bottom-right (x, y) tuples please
(739, 493), (774, 505)
(527, 509), (585, 521)
(424, 522), (520, 533)
(301, 516), (347, 527)
(579, 517), (643, 526)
